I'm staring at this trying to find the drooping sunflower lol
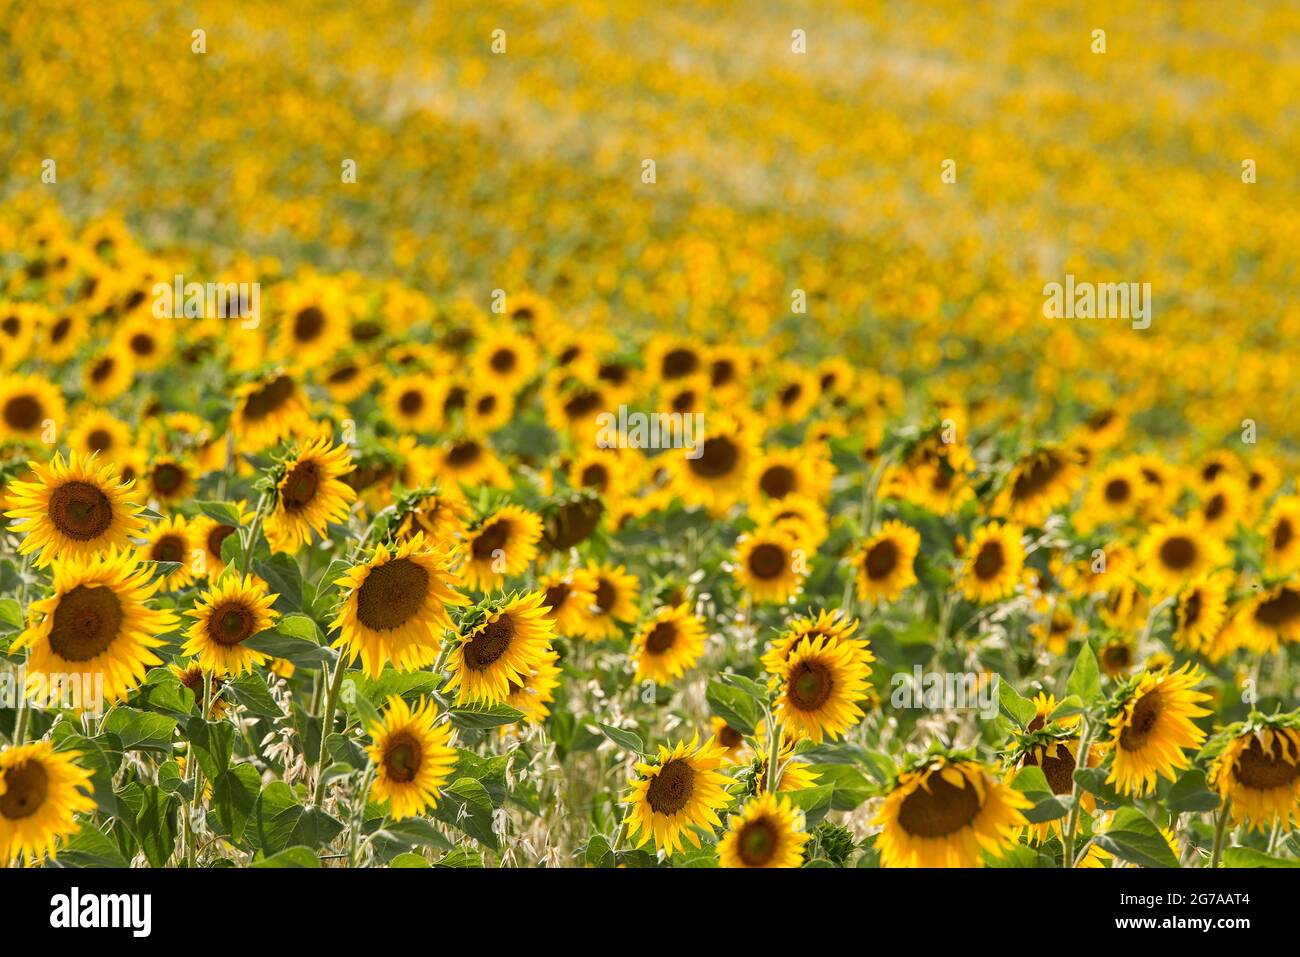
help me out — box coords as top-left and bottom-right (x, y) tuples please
(994, 446), (1082, 525)
(263, 437), (357, 553)
(0, 742), (96, 866)
(181, 573), (280, 676)
(537, 568), (599, 639)
(773, 633), (870, 744)
(874, 755), (1031, 868)
(733, 526), (805, 604)
(0, 374), (66, 445)
(504, 645), (563, 726)
(1003, 694), (1105, 844)
(5, 451), (147, 567)
(460, 504), (544, 591)
(443, 591), (556, 704)
(960, 523), (1025, 603)
(625, 735), (732, 857)
(582, 562), (641, 640)
(718, 793), (810, 868)
(141, 513), (197, 591)
(1138, 520), (1229, 595)
(1205, 715), (1300, 833)
(366, 695), (458, 820)
(331, 533), (468, 678)
(631, 604), (708, 685)
(13, 548), (176, 704)
(855, 519), (920, 603)
(230, 371), (313, 451)
(169, 661), (229, 719)
(1104, 664), (1212, 796)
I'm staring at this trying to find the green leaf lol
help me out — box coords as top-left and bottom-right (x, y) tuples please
(53, 822), (130, 868)
(371, 817), (454, 860)
(1049, 695), (1086, 721)
(448, 701), (524, 731)
(0, 597), (24, 633)
(250, 782), (303, 855)
(194, 500), (244, 526)
(998, 678), (1037, 728)
(135, 787), (179, 867)
(103, 707), (177, 752)
(1073, 766), (1124, 808)
(390, 852), (430, 868)
(211, 764), (262, 844)
(432, 776), (498, 850)
(185, 717), (234, 780)
(253, 846), (321, 868)
(784, 784), (834, 827)
(435, 847), (484, 868)
(706, 678), (763, 735)
(255, 553), (305, 612)
(597, 723), (645, 754)
(1222, 847), (1300, 868)
(224, 673), (284, 718)
(585, 833), (616, 867)
(1011, 766), (1070, 823)
(1066, 642), (1101, 704)
(1093, 807), (1178, 868)
(1166, 769), (1221, 813)
(452, 750), (510, 806)
(810, 763), (873, 811)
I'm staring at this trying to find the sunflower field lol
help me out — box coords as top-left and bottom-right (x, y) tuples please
(1, 0), (1299, 880)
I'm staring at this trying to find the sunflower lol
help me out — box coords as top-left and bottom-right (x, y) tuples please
(994, 446), (1082, 525)
(579, 562), (641, 640)
(855, 519), (921, 603)
(141, 513), (197, 590)
(394, 489), (469, 549)
(432, 437), (511, 488)
(188, 501), (254, 579)
(382, 374), (441, 434)
(0, 742), (96, 865)
(750, 739), (822, 794)
(1172, 572), (1231, 654)
(0, 374), (66, 445)
(230, 371), (313, 451)
(444, 591), (556, 704)
(1196, 475), (1246, 537)
(82, 350), (134, 403)
(169, 661), (229, 719)
(263, 437), (357, 553)
(113, 314), (173, 371)
(471, 331), (538, 391)
(276, 279), (349, 366)
(1104, 664), (1212, 796)
(875, 755), (1030, 868)
(12, 548), (176, 704)
(66, 409), (132, 463)
(646, 337), (705, 385)
(733, 526), (805, 604)
(1238, 583), (1300, 653)
(631, 604), (708, 685)
(1264, 496), (1300, 572)
(1076, 459), (1146, 532)
(320, 353), (376, 403)
(760, 610), (867, 684)
(624, 734), (732, 856)
(1138, 520), (1229, 595)
(960, 523), (1025, 603)
(146, 456), (195, 506)
(718, 793), (810, 868)
(460, 504), (544, 591)
(765, 365), (821, 424)
(710, 716), (748, 762)
(537, 568), (599, 639)
(751, 493), (829, 552)
(40, 306), (90, 363)
(331, 534), (468, 678)
(465, 384), (514, 434)
(773, 633), (870, 743)
(1003, 695), (1105, 844)
(504, 645), (563, 725)
(0, 302), (39, 365)
(366, 695), (458, 820)
(1099, 636), (1138, 678)
(671, 411), (755, 513)
(181, 573), (280, 676)
(748, 447), (829, 504)
(1206, 717), (1300, 833)
(5, 451), (147, 567)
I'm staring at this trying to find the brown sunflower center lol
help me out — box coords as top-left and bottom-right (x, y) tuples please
(1181, 591), (1203, 629)
(661, 348), (698, 379)
(351, 320), (381, 342)
(864, 538), (899, 579)
(1103, 642), (1132, 671)
(86, 428), (113, 452)
(47, 584), (124, 661)
(152, 463), (186, 495)
(471, 521), (509, 561)
(711, 359), (735, 387)
(759, 465), (796, 499)
(1254, 587), (1300, 628)
(580, 464), (608, 491)
(1119, 691), (1162, 751)
(646, 758), (695, 814)
(48, 481), (114, 541)
(3, 394), (43, 431)
(0, 761), (49, 821)
(209, 601), (259, 646)
(1025, 744), (1078, 795)
(737, 816), (780, 866)
(1158, 536), (1197, 571)
(644, 620), (678, 655)
(1104, 478), (1131, 504)
(748, 543), (787, 580)
(973, 541), (1005, 580)
(1011, 451), (1066, 501)
(207, 523), (237, 559)
(129, 332), (155, 356)
(383, 731), (423, 783)
(446, 441), (482, 467)
(489, 348), (516, 373)
(242, 375), (296, 420)
(544, 583), (571, 610)
(293, 306), (326, 342)
(1204, 493), (1227, 522)
(280, 460), (320, 512)
(51, 315), (73, 341)
(1274, 518), (1294, 553)
(151, 534), (186, 564)
(464, 614), (514, 670)
(787, 660), (833, 711)
(1234, 737), (1300, 791)
(717, 724), (743, 749)
(90, 356), (116, 382)
(563, 390), (602, 420)
(327, 363), (360, 384)
(897, 771), (982, 838)
(355, 557), (430, 631)
(594, 579), (616, 613)
(398, 389), (425, 415)
(689, 436), (739, 479)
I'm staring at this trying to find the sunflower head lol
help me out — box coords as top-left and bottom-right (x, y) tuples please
(366, 695), (458, 820)
(263, 437), (357, 554)
(718, 793), (810, 868)
(1204, 713), (1300, 833)
(625, 734), (732, 857)
(773, 632), (871, 744)
(0, 741), (96, 865)
(444, 591), (556, 704)
(1104, 663), (1212, 796)
(181, 572), (280, 676)
(855, 519), (921, 603)
(631, 604), (708, 685)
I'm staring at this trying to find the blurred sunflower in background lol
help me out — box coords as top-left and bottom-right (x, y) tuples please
(855, 519), (920, 603)
(631, 603), (708, 684)
(1205, 715), (1300, 833)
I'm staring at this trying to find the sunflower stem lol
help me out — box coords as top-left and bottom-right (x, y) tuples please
(313, 651), (348, 809)
(1061, 716), (1092, 868)
(347, 764), (376, 867)
(766, 714), (784, 793)
(1210, 797), (1232, 868)
(240, 493), (269, 575)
